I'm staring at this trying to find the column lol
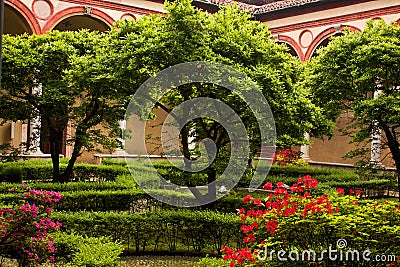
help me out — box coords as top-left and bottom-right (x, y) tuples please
(114, 120), (127, 154)
(300, 133), (310, 161)
(29, 86), (43, 155)
(370, 90), (382, 166)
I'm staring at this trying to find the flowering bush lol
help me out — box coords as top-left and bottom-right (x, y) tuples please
(222, 176), (400, 266)
(273, 149), (307, 167)
(0, 184), (63, 266)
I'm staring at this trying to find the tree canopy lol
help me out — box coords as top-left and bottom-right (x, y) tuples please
(305, 19), (400, 178)
(0, 30), (127, 182)
(109, 0), (332, 201)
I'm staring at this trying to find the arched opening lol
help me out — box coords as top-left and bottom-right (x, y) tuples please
(4, 4), (33, 34)
(310, 32), (343, 58)
(278, 42), (299, 58)
(53, 15), (110, 32)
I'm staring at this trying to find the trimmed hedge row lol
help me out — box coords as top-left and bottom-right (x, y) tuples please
(0, 180), (134, 194)
(1, 180), (394, 213)
(0, 190), (244, 213)
(0, 161), (128, 182)
(51, 210), (242, 254)
(323, 179), (398, 197)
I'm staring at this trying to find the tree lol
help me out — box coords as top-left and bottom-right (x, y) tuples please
(305, 19), (400, 195)
(111, 0), (331, 203)
(0, 30), (127, 182)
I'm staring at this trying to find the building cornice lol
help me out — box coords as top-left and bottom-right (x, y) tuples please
(59, 0), (163, 15)
(269, 4), (400, 34)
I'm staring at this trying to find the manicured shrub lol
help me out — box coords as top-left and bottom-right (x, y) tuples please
(0, 161), (129, 182)
(0, 165), (23, 182)
(51, 210), (242, 254)
(52, 232), (123, 266)
(196, 257), (229, 267)
(0, 181), (134, 194)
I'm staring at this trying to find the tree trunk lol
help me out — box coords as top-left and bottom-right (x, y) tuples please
(48, 129), (62, 182)
(60, 139), (83, 183)
(60, 127), (85, 183)
(381, 125), (400, 201)
(205, 168), (217, 209)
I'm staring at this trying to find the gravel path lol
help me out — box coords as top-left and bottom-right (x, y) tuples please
(121, 256), (201, 267)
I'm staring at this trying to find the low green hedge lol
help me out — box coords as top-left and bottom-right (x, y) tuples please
(0, 180), (393, 213)
(0, 161), (128, 182)
(196, 257), (229, 267)
(0, 180), (134, 194)
(52, 232), (123, 266)
(51, 210), (242, 254)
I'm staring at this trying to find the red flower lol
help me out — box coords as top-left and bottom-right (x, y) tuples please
(253, 199), (263, 207)
(243, 233), (256, 243)
(263, 182), (273, 191)
(251, 222), (259, 229)
(266, 221), (278, 235)
(336, 188), (345, 194)
(240, 225), (253, 234)
(283, 207), (296, 216)
(237, 208), (245, 215)
(276, 182), (285, 188)
(243, 195), (253, 204)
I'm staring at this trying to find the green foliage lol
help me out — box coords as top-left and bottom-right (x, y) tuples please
(0, 165), (23, 183)
(0, 161), (128, 182)
(110, 0), (332, 196)
(306, 19), (400, 176)
(239, 165), (360, 188)
(0, 30), (128, 182)
(51, 210), (242, 254)
(52, 232), (123, 266)
(196, 257), (229, 267)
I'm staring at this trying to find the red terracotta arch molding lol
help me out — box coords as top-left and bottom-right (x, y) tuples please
(42, 6), (115, 33)
(277, 35), (305, 62)
(120, 12), (137, 21)
(305, 25), (361, 61)
(5, 0), (41, 34)
(31, 0), (54, 21)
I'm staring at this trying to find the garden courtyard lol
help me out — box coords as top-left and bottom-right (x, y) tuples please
(1, 0), (400, 266)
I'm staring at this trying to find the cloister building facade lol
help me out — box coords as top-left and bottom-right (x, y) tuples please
(2, 0), (400, 166)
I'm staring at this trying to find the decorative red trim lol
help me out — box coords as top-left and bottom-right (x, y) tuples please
(120, 13), (137, 21)
(5, 0), (41, 34)
(277, 35), (305, 61)
(57, 0), (162, 16)
(42, 7), (115, 32)
(257, 0), (374, 21)
(31, 0), (54, 21)
(298, 29), (313, 48)
(270, 5), (400, 34)
(304, 25), (360, 60)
